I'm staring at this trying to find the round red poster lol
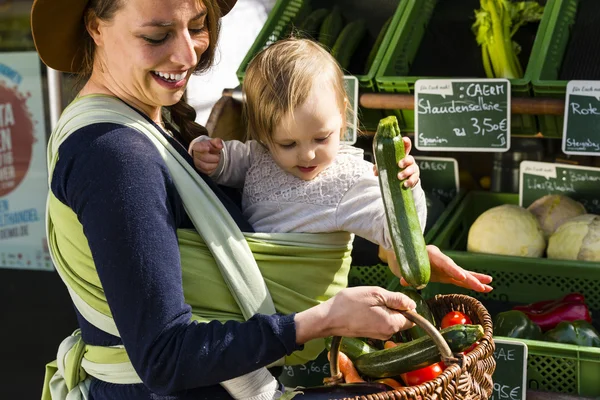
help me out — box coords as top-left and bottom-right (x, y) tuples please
(0, 82), (35, 197)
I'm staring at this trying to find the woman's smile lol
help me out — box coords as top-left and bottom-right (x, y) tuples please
(151, 70), (188, 89)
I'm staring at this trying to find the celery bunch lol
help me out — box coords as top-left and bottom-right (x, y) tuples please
(472, 0), (544, 79)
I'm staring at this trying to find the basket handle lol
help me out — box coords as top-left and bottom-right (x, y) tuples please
(325, 309), (458, 385)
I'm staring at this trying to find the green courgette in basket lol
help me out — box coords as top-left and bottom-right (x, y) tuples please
(373, 116), (430, 289)
(324, 336), (376, 361)
(393, 287), (436, 342)
(355, 324), (484, 378)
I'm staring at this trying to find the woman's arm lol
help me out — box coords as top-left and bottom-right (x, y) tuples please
(53, 125), (300, 394)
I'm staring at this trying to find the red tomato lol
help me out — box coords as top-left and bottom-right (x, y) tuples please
(440, 311), (472, 328)
(400, 362), (445, 386)
(460, 341), (480, 355)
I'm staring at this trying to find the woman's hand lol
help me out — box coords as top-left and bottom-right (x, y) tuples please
(373, 137), (420, 188)
(294, 286), (417, 344)
(386, 245), (493, 293)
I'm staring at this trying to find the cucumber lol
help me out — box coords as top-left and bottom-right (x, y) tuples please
(364, 17), (392, 74)
(355, 324), (484, 378)
(281, 1), (312, 39)
(373, 116), (430, 289)
(298, 8), (329, 39)
(391, 287), (436, 342)
(324, 336), (377, 361)
(331, 19), (367, 70)
(318, 5), (344, 50)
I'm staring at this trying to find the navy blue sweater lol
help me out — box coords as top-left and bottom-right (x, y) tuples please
(50, 117), (301, 399)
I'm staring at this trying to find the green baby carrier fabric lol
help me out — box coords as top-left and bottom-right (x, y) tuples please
(42, 95), (352, 400)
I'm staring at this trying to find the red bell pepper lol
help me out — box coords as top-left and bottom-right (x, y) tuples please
(513, 293), (585, 314)
(521, 302), (592, 332)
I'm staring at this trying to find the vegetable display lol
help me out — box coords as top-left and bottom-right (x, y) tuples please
(466, 194), (600, 261)
(542, 321), (600, 348)
(493, 310), (542, 340)
(493, 293), (599, 348)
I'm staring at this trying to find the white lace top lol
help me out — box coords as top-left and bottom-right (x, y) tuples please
(195, 137), (427, 250)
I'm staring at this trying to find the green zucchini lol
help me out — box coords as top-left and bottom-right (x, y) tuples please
(355, 324), (484, 378)
(281, 1), (312, 39)
(373, 116), (430, 289)
(392, 287), (436, 342)
(298, 8), (329, 39)
(364, 17), (392, 74)
(318, 5), (344, 49)
(324, 336), (377, 361)
(331, 19), (367, 70)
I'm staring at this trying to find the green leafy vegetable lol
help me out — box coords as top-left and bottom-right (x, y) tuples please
(472, 0), (544, 79)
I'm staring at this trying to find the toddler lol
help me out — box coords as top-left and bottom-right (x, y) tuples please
(190, 38), (426, 257)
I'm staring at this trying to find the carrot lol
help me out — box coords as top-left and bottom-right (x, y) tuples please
(375, 378), (403, 388)
(328, 350), (365, 383)
(384, 340), (398, 349)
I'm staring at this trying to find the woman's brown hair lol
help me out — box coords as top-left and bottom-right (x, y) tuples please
(77, 0), (222, 146)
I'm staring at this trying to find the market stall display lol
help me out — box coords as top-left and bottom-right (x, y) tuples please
(376, 0), (554, 135)
(425, 191), (600, 395)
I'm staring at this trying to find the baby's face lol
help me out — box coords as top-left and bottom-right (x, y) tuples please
(268, 82), (343, 181)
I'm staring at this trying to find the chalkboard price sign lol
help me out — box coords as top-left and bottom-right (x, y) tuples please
(342, 75), (358, 145)
(415, 156), (459, 205)
(278, 350), (330, 388)
(519, 161), (600, 214)
(562, 81), (600, 155)
(415, 79), (511, 152)
(491, 339), (528, 400)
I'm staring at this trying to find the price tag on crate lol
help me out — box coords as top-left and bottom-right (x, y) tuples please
(342, 75), (359, 145)
(414, 79), (511, 152)
(414, 156), (459, 206)
(519, 161), (600, 214)
(491, 339), (528, 400)
(562, 81), (600, 155)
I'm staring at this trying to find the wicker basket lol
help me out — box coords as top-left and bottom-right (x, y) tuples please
(325, 294), (496, 400)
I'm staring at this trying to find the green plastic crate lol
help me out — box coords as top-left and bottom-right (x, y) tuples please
(531, 0), (579, 138)
(375, 0), (557, 135)
(235, 0), (409, 92)
(423, 190), (600, 396)
(348, 189), (467, 287)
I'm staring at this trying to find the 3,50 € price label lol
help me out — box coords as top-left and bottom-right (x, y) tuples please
(415, 79), (511, 152)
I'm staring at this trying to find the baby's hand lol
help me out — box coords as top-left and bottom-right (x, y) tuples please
(372, 136), (420, 188)
(398, 137), (419, 188)
(190, 137), (224, 176)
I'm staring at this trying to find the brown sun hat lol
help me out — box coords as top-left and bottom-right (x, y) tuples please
(31, 0), (237, 73)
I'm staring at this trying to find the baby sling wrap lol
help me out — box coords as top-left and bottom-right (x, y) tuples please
(41, 95), (353, 400)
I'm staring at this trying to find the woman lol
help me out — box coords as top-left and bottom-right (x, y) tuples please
(31, 0), (493, 399)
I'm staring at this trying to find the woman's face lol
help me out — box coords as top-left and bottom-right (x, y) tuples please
(90, 0), (209, 111)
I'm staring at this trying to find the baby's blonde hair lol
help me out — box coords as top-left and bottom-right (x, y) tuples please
(243, 38), (349, 146)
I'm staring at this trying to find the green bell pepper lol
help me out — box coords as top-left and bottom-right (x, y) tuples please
(494, 310), (542, 340)
(542, 320), (600, 347)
